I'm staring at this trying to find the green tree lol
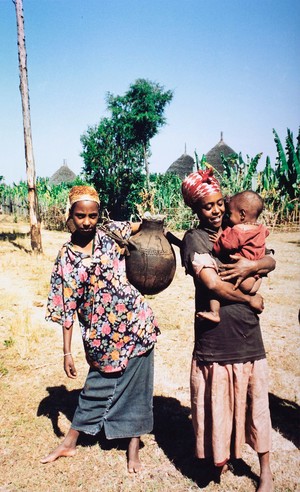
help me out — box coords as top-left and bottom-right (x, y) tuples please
(0, 176), (5, 201)
(81, 79), (173, 219)
(107, 79), (173, 186)
(81, 117), (146, 219)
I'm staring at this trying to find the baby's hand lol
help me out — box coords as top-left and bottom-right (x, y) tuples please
(208, 231), (221, 243)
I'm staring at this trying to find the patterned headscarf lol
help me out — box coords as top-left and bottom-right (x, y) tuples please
(66, 185), (100, 231)
(181, 167), (221, 210)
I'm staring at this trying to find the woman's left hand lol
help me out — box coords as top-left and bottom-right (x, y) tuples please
(64, 354), (77, 379)
(219, 255), (256, 289)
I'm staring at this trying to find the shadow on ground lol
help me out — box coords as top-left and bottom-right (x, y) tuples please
(269, 392), (300, 449)
(152, 395), (258, 487)
(37, 386), (300, 487)
(0, 231), (31, 253)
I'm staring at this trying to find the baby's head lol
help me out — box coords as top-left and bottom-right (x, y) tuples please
(228, 190), (264, 225)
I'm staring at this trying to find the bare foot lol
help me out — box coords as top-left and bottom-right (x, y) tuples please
(127, 437), (142, 473)
(257, 451), (273, 491)
(220, 463), (229, 474)
(213, 461), (231, 483)
(40, 443), (76, 464)
(257, 470), (274, 492)
(40, 429), (79, 464)
(196, 311), (220, 323)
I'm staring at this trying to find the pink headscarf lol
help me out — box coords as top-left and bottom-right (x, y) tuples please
(181, 168), (221, 209)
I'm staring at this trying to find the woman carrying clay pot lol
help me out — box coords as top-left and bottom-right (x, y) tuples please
(41, 185), (160, 472)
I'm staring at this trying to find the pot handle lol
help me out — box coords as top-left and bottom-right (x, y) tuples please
(165, 231), (182, 249)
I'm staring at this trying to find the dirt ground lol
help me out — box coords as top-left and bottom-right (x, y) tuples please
(0, 218), (299, 492)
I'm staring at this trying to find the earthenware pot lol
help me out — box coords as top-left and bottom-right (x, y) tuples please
(126, 217), (176, 295)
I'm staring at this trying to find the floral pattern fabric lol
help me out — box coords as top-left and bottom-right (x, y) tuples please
(46, 221), (160, 373)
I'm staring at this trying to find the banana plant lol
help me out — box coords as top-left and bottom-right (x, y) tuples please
(258, 156), (277, 191)
(286, 128), (300, 191)
(215, 152), (262, 196)
(273, 128), (300, 201)
(194, 151), (207, 171)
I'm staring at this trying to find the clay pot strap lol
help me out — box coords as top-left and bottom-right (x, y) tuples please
(98, 224), (131, 256)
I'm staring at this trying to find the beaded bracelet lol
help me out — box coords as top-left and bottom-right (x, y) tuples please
(63, 352), (72, 357)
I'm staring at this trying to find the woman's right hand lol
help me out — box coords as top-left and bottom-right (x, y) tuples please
(64, 354), (77, 379)
(248, 293), (264, 313)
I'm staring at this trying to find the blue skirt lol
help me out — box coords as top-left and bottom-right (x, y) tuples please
(71, 348), (154, 439)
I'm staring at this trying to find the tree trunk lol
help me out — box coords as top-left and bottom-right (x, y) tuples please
(14, 0), (43, 253)
(143, 143), (150, 191)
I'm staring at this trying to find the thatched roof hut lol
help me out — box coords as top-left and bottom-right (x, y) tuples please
(166, 151), (195, 180)
(49, 160), (77, 185)
(205, 132), (236, 174)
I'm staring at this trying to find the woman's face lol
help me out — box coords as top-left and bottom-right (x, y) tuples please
(71, 200), (99, 235)
(194, 192), (225, 230)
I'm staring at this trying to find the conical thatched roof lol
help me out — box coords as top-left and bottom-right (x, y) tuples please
(49, 160), (77, 185)
(166, 152), (195, 180)
(205, 132), (236, 174)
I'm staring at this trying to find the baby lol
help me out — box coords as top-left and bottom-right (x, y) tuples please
(193, 190), (269, 322)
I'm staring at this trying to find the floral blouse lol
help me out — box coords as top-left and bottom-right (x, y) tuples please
(46, 221), (160, 373)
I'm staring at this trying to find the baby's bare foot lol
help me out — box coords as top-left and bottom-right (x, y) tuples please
(197, 311), (220, 323)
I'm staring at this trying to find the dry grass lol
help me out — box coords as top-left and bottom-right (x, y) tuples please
(0, 216), (299, 491)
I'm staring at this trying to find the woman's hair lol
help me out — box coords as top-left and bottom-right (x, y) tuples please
(181, 167), (221, 210)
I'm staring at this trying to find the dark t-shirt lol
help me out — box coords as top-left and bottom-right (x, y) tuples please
(181, 227), (266, 364)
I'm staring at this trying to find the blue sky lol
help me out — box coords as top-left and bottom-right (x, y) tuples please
(1, 0), (299, 184)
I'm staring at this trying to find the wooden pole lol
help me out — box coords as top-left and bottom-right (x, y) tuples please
(14, 0), (42, 252)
